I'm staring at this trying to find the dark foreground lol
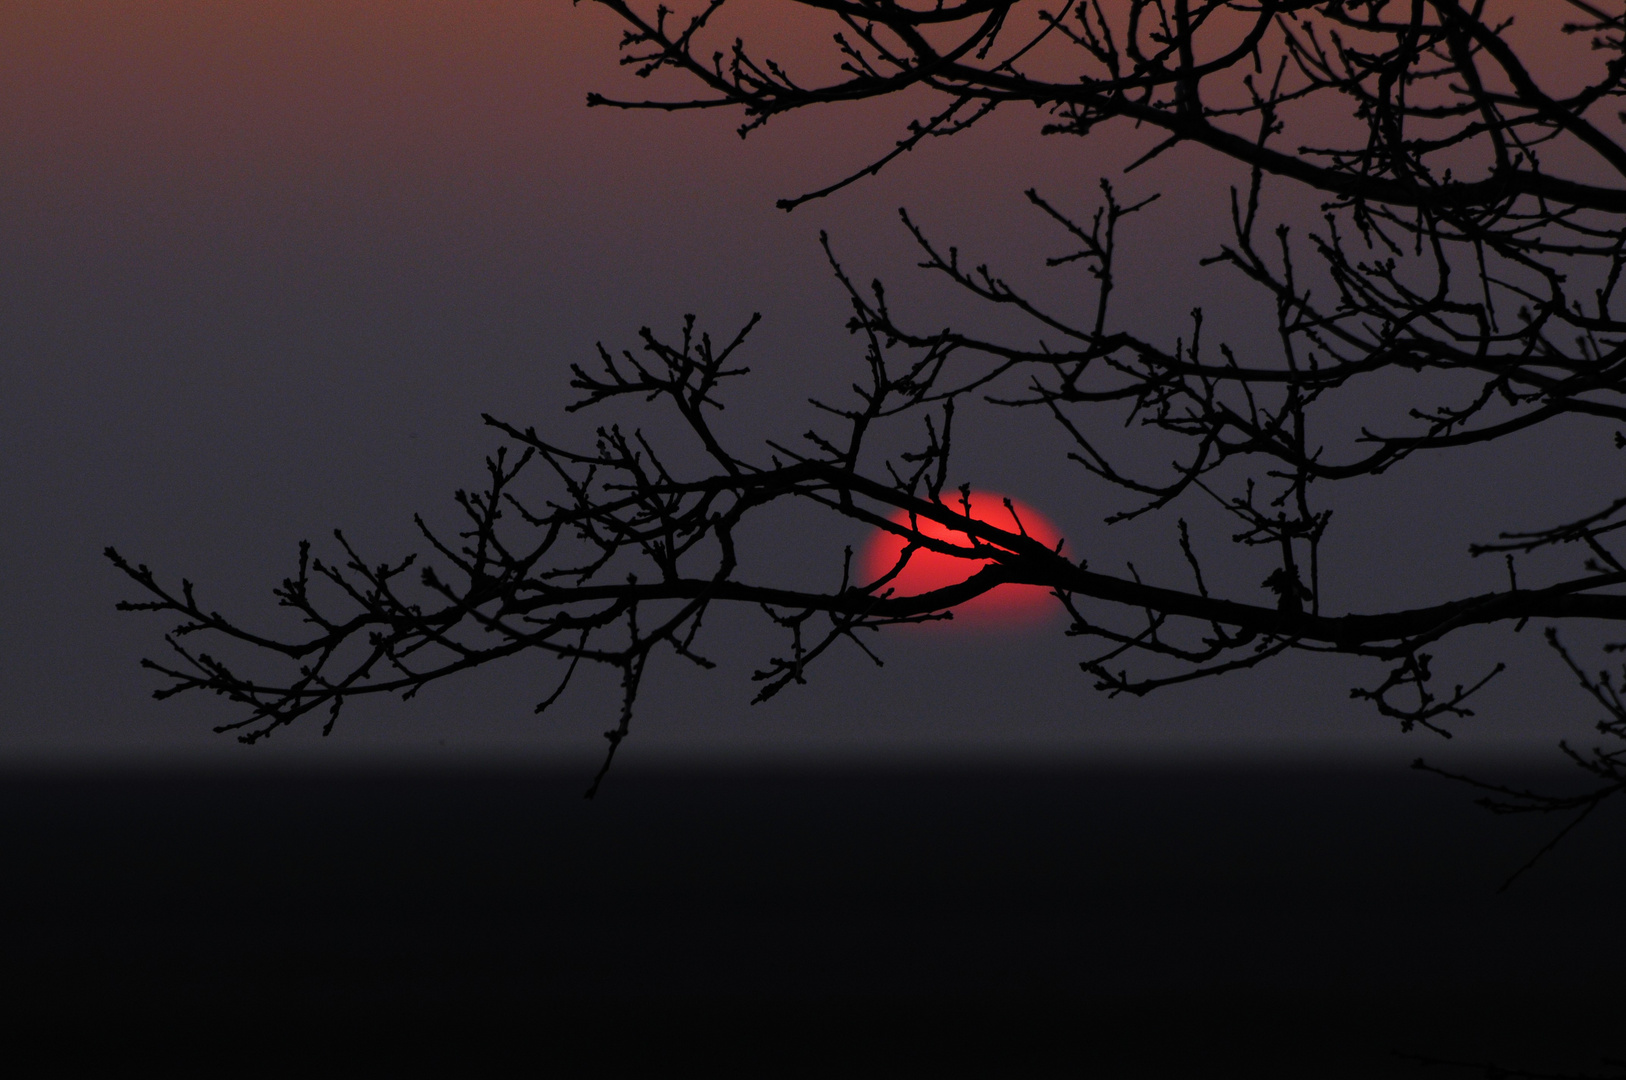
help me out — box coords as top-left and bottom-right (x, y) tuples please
(1, 760), (1622, 1076)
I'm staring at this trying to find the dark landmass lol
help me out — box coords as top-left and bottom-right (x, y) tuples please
(1, 761), (1621, 1075)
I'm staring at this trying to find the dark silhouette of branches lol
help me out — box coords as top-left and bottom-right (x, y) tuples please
(111, 1), (1626, 826)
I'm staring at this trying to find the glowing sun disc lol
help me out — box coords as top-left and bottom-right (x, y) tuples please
(857, 491), (1063, 629)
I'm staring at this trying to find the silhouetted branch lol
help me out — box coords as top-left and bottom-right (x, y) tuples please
(112, 2), (1626, 824)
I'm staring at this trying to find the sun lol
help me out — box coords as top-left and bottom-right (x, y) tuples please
(857, 491), (1063, 629)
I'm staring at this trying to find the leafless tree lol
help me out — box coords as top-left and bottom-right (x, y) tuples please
(110, 1), (1626, 830)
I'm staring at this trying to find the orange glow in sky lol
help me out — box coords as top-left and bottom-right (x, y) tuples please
(858, 492), (1063, 630)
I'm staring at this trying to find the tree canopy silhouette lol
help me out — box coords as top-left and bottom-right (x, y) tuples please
(110, 0), (1626, 814)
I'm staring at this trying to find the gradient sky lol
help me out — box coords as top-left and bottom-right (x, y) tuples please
(1, 1), (1610, 768)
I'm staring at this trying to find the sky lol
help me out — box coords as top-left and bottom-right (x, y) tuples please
(1, 0), (1612, 769)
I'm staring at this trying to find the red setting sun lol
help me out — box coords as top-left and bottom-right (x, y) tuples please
(857, 492), (1064, 629)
